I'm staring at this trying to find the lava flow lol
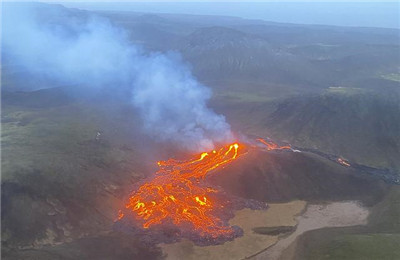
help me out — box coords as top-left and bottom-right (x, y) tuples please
(117, 143), (246, 240)
(257, 138), (292, 150)
(337, 157), (351, 167)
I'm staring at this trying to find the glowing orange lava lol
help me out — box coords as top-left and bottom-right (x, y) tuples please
(118, 143), (245, 238)
(257, 138), (292, 150)
(337, 157), (351, 167)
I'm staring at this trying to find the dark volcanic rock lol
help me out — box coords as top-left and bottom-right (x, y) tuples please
(210, 149), (388, 206)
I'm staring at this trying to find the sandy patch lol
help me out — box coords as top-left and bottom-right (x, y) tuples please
(160, 200), (306, 260)
(253, 201), (369, 260)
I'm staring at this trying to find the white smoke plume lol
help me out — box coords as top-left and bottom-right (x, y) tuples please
(2, 3), (233, 151)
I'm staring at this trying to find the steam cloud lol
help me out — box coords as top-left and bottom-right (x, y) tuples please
(2, 3), (233, 151)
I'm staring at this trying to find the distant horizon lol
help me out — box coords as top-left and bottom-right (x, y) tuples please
(2, 1), (399, 29)
(44, 1), (400, 29)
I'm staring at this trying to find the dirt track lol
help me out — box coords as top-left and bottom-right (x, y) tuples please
(160, 201), (306, 260)
(252, 201), (369, 260)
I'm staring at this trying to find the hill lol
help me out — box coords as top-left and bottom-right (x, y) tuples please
(265, 89), (400, 171)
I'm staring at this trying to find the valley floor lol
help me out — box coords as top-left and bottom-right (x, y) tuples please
(254, 201), (369, 260)
(160, 200), (370, 260)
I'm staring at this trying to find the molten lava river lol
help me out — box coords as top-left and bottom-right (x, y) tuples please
(116, 139), (291, 244)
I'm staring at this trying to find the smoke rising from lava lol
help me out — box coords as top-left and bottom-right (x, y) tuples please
(2, 3), (233, 150)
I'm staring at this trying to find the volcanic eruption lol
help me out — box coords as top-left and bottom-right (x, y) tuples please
(5, 2), (343, 247)
(116, 143), (249, 244)
(115, 138), (296, 245)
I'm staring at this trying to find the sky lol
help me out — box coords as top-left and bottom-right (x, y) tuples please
(32, 0), (400, 2)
